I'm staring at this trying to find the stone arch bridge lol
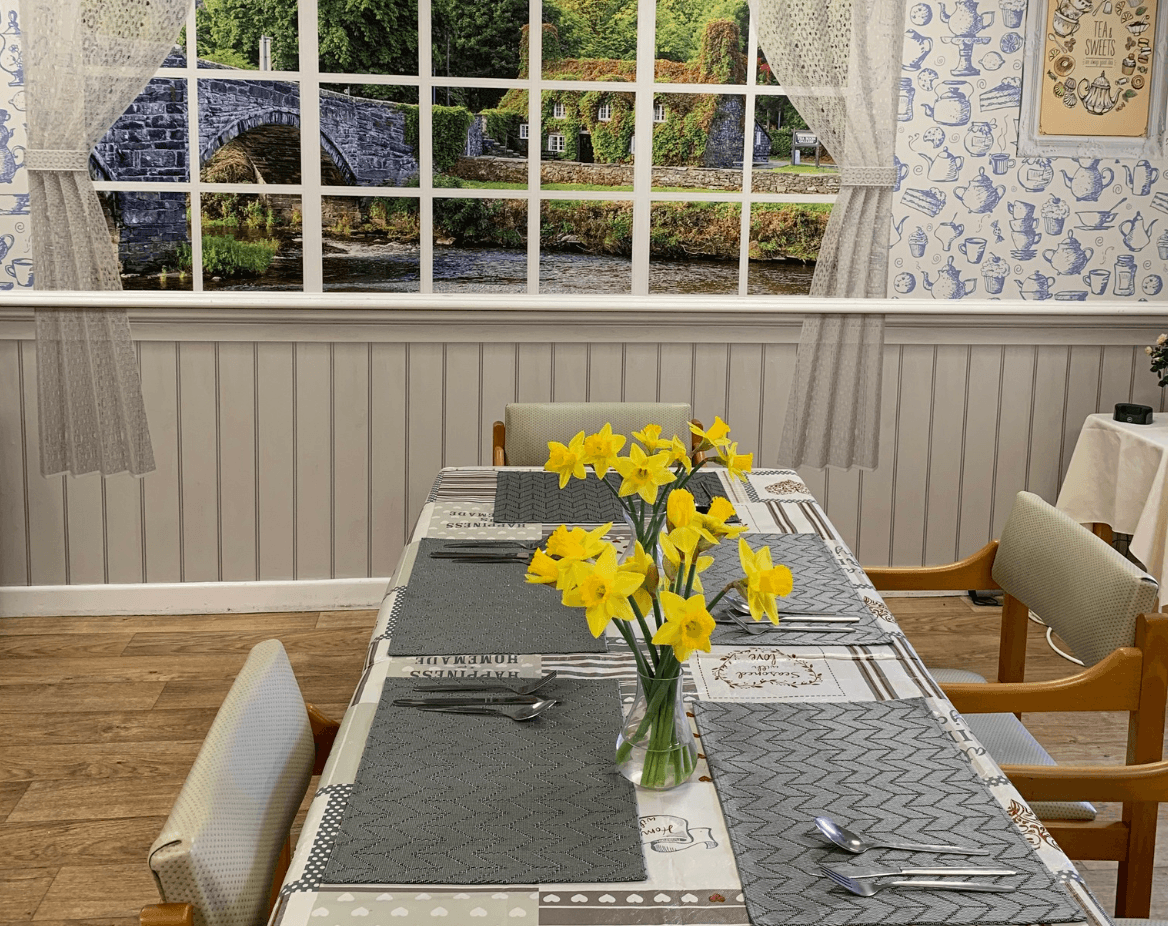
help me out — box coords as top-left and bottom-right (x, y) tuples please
(94, 52), (427, 272)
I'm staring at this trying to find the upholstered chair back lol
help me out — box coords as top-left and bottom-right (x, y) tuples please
(992, 491), (1159, 668)
(503, 402), (693, 466)
(147, 640), (316, 926)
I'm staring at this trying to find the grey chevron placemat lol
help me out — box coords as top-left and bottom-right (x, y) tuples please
(322, 678), (646, 885)
(707, 533), (890, 646)
(493, 470), (728, 523)
(693, 698), (1081, 926)
(387, 539), (607, 655)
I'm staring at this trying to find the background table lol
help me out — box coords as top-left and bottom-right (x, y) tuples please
(1057, 412), (1168, 597)
(271, 466), (1109, 926)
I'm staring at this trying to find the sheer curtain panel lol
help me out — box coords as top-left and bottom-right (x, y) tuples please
(751, 0), (904, 470)
(24, 0), (190, 476)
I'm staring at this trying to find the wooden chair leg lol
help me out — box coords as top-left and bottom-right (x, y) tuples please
(997, 593), (1029, 686)
(1092, 522), (1115, 545)
(1116, 801), (1158, 918)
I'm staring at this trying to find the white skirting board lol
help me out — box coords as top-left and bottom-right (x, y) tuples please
(0, 578), (392, 618)
(0, 580), (965, 618)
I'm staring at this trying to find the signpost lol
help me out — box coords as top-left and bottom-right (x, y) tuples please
(791, 129), (821, 167)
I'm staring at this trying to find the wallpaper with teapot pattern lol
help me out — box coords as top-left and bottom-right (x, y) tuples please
(889, 0), (1168, 301)
(0, 0), (29, 291)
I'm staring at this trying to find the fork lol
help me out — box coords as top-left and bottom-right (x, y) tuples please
(818, 864), (1018, 880)
(428, 550), (530, 562)
(820, 867), (1016, 897)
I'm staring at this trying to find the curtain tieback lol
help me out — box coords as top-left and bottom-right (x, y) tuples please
(840, 166), (898, 187)
(26, 149), (91, 172)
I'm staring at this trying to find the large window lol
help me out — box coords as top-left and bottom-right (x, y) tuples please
(92, 0), (831, 296)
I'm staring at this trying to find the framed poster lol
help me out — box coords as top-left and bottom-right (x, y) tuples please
(1019, 0), (1167, 157)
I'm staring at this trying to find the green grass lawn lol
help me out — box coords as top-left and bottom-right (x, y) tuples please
(446, 177), (836, 194)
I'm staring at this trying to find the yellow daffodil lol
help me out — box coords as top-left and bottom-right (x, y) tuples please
(715, 441), (753, 482)
(632, 423), (666, 452)
(664, 435), (693, 473)
(734, 538), (793, 624)
(545, 431), (587, 488)
(525, 548), (560, 585)
(689, 416), (731, 453)
(666, 488), (697, 531)
(652, 590), (716, 662)
(698, 496), (749, 543)
(581, 423), (626, 479)
(613, 443), (675, 504)
(658, 527), (713, 591)
(545, 523), (613, 588)
(618, 540), (659, 617)
(564, 545), (644, 637)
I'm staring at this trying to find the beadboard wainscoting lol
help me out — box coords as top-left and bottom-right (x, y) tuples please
(0, 302), (1162, 612)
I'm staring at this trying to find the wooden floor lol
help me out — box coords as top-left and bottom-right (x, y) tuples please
(1, 596), (1165, 924)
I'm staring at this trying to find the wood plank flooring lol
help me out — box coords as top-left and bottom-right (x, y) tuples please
(0, 597), (1164, 924)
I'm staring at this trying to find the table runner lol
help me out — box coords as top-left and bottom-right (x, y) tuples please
(706, 533), (891, 646)
(692, 697), (1081, 926)
(321, 678), (646, 885)
(387, 539), (608, 655)
(493, 470), (728, 523)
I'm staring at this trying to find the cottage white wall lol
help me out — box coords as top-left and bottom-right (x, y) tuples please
(890, 0), (1168, 303)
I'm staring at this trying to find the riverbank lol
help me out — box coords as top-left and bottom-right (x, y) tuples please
(329, 189), (829, 263)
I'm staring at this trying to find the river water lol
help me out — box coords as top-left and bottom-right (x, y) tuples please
(129, 235), (816, 295)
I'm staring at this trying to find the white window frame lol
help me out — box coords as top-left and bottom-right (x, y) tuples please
(519, 123), (529, 139)
(86, 0), (823, 298)
(553, 101), (566, 119)
(547, 133), (565, 152)
(597, 103), (612, 122)
(653, 103), (666, 122)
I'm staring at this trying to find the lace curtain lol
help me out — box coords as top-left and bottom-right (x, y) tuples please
(24, 0), (190, 476)
(751, 0), (904, 470)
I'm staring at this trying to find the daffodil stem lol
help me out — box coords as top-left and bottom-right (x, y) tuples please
(706, 584), (735, 611)
(628, 597), (660, 670)
(684, 561), (697, 598)
(614, 620), (651, 678)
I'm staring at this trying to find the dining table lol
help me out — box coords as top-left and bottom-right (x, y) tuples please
(1057, 411), (1168, 601)
(271, 465), (1109, 926)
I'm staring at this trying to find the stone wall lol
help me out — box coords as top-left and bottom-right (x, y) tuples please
(451, 156), (840, 194)
(319, 91), (418, 186)
(91, 77), (188, 182)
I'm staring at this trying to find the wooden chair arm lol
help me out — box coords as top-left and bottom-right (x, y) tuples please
(866, 541), (999, 592)
(492, 421), (506, 466)
(306, 702), (340, 776)
(141, 903), (194, 926)
(1003, 760), (1168, 804)
(942, 647), (1144, 714)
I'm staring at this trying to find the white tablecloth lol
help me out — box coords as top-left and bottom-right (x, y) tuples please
(1056, 412), (1168, 596)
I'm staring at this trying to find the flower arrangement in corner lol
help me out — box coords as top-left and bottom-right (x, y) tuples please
(525, 417), (793, 790)
(1148, 333), (1168, 388)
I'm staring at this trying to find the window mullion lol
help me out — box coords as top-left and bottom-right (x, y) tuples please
(630, 0), (657, 296)
(299, 0), (324, 293)
(419, 0), (434, 294)
(526, 0), (542, 295)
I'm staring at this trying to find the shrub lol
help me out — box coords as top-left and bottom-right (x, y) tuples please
(199, 235), (279, 277)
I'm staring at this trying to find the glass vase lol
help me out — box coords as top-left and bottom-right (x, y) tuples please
(616, 665), (697, 790)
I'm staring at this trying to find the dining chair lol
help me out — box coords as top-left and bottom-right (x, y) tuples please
(1009, 757), (1168, 924)
(492, 401), (701, 466)
(867, 490), (1163, 917)
(140, 640), (339, 926)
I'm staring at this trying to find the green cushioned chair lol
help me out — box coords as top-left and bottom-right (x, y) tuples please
(493, 401), (700, 466)
(141, 640), (338, 926)
(868, 491), (1164, 918)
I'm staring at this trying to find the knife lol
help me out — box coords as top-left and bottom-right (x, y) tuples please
(392, 695), (543, 708)
(716, 615), (861, 625)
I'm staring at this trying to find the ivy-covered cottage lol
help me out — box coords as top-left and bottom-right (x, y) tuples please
(482, 20), (770, 168)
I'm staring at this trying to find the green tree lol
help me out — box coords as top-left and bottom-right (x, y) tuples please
(432, 0), (527, 110)
(318, 0), (418, 87)
(194, 0), (298, 69)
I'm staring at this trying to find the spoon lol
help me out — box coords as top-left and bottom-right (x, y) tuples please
(819, 864), (1018, 880)
(821, 867), (1014, 897)
(414, 699), (558, 721)
(415, 670), (558, 694)
(727, 600), (859, 622)
(815, 816), (991, 856)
